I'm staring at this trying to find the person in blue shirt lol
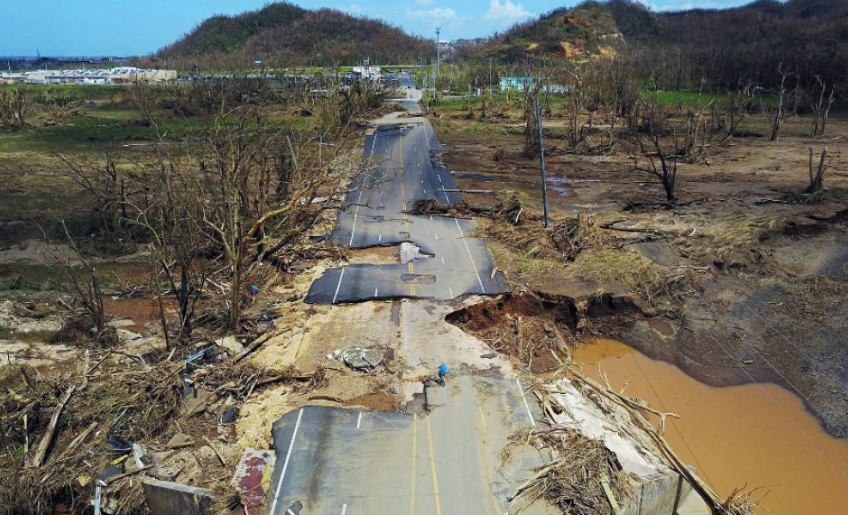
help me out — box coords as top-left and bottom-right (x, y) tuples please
(437, 362), (448, 386)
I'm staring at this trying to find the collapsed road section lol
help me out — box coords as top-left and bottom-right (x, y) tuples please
(305, 110), (507, 304)
(275, 81), (714, 515)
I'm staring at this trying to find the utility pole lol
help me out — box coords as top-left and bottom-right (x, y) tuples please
(489, 57), (493, 90)
(534, 96), (550, 228)
(435, 27), (441, 88)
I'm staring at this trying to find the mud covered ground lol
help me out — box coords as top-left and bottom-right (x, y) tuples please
(433, 107), (848, 437)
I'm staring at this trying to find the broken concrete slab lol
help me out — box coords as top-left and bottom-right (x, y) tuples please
(143, 479), (214, 515)
(546, 379), (708, 515)
(336, 346), (384, 371)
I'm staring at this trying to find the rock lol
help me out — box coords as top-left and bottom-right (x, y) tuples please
(214, 336), (243, 356)
(338, 346), (384, 371)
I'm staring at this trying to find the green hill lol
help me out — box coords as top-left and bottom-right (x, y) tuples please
(151, 2), (432, 69)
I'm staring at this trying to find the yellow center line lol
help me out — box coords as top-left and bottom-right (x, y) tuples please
(410, 413), (418, 515)
(425, 415), (443, 515)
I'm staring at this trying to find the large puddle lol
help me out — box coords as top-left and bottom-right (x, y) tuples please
(573, 338), (848, 515)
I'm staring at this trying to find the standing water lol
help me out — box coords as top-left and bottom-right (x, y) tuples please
(573, 338), (848, 515)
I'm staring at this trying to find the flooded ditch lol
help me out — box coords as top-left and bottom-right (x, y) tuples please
(573, 338), (848, 515)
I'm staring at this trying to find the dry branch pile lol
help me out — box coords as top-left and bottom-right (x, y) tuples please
(0, 358), (184, 515)
(508, 428), (635, 515)
(486, 212), (607, 264)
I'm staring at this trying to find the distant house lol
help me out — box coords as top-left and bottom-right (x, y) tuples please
(499, 76), (567, 94)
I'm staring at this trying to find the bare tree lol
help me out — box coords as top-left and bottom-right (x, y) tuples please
(0, 87), (28, 129)
(711, 80), (755, 143)
(629, 97), (682, 203)
(59, 154), (130, 238)
(810, 76), (836, 138)
(770, 64), (790, 141)
(800, 147), (830, 202)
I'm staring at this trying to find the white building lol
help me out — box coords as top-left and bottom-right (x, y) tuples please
(0, 67), (177, 85)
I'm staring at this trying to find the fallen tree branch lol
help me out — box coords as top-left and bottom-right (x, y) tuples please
(30, 385), (76, 468)
(100, 464), (154, 486)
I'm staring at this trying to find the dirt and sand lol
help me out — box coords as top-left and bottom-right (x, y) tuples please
(429, 105), (848, 513)
(433, 109), (848, 438)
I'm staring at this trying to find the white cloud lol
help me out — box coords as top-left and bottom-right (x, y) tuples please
(346, 4), (364, 14)
(405, 7), (458, 21)
(484, 0), (533, 21)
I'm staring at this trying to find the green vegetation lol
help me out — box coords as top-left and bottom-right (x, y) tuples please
(148, 1), (432, 70)
(0, 325), (11, 340)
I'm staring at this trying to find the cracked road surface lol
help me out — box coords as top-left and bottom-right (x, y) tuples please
(269, 77), (553, 515)
(266, 376), (552, 515)
(305, 77), (507, 304)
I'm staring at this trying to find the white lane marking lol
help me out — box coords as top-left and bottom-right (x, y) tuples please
(434, 233), (439, 240)
(342, 504), (348, 515)
(454, 218), (486, 294)
(332, 267), (346, 304)
(515, 379), (537, 427)
(349, 189), (363, 246)
(441, 256), (445, 265)
(448, 286), (454, 297)
(438, 175), (442, 183)
(378, 234), (382, 243)
(269, 408), (305, 515)
(356, 412), (363, 430)
(374, 288), (379, 297)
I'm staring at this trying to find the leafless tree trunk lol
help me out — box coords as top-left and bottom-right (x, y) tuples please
(810, 76), (835, 138)
(629, 98), (681, 202)
(770, 64), (790, 141)
(712, 80), (754, 143)
(801, 147), (829, 202)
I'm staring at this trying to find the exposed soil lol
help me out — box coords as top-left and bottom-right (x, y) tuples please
(434, 110), (848, 439)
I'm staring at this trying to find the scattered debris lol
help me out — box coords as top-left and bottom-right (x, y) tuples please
(331, 346), (385, 371)
(230, 449), (276, 515)
(142, 479), (215, 515)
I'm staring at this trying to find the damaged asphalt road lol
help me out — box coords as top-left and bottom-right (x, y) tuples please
(305, 89), (508, 304)
(265, 376), (553, 515)
(272, 79), (554, 515)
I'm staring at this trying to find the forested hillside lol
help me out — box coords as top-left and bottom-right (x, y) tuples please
(460, 0), (848, 90)
(149, 2), (432, 69)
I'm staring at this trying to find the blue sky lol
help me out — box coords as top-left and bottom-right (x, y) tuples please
(0, 0), (756, 56)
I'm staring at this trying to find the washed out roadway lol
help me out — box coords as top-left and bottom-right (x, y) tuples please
(305, 77), (507, 304)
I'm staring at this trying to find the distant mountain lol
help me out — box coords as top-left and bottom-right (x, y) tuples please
(149, 2), (432, 69)
(463, 0), (848, 89)
(480, 3), (626, 62)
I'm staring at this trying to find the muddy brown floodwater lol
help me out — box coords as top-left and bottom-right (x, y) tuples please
(573, 338), (848, 515)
